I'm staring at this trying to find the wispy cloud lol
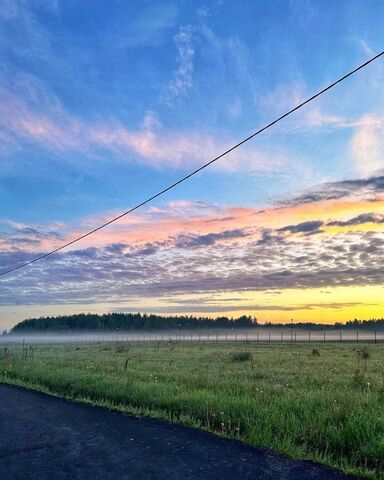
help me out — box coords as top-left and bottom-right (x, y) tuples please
(360, 39), (374, 57)
(0, 77), (287, 173)
(119, 4), (179, 48)
(163, 25), (195, 104)
(350, 114), (384, 177)
(0, 0), (55, 61)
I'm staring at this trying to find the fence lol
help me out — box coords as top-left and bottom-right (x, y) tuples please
(1, 329), (383, 345)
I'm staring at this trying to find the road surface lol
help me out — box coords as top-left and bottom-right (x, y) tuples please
(0, 383), (358, 480)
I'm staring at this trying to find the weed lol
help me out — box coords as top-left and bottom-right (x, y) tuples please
(231, 351), (252, 362)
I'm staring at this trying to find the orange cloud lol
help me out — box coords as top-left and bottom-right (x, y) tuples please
(3, 192), (384, 255)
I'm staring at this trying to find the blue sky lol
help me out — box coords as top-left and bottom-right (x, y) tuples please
(1, 0), (384, 328)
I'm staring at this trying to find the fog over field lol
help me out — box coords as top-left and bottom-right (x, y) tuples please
(2, 328), (383, 345)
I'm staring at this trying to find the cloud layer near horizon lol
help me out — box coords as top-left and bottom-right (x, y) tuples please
(1, 175), (383, 318)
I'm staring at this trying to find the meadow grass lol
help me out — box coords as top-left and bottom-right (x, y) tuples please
(1, 341), (384, 478)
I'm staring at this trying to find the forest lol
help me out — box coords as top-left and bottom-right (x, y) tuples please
(10, 313), (384, 332)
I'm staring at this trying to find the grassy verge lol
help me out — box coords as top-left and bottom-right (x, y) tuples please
(1, 341), (383, 478)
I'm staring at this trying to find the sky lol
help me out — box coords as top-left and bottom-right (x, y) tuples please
(0, 0), (384, 330)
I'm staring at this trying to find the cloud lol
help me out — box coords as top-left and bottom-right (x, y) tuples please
(360, 39), (374, 57)
(2, 171), (384, 258)
(2, 227), (384, 306)
(300, 108), (384, 132)
(327, 213), (384, 227)
(227, 98), (242, 118)
(2, 202), (384, 306)
(0, 220), (64, 251)
(0, 0), (54, 61)
(174, 228), (250, 249)
(278, 220), (324, 235)
(2, 173), (384, 307)
(0, 77), (84, 152)
(9, 223), (63, 240)
(120, 4), (178, 47)
(257, 82), (306, 117)
(304, 109), (350, 129)
(255, 229), (278, 246)
(112, 301), (375, 314)
(350, 114), (384, 177)
(164, 25), (195, 104)
(279, 174), (384, 207)
(0, 76), (284, 173)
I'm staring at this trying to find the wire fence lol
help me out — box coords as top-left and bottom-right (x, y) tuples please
(1, 329), (384, 346)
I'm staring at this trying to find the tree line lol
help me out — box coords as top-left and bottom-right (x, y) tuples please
(11, 313), (257, 332)
(9, 313), (384, 332)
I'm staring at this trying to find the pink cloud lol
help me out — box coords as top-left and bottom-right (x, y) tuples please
(350, 114), (384, 177)
(0, 81), (285, 173)
(3, 190), (384, 257)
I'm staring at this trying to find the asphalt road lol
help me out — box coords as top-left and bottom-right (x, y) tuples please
(0, 383), (358, 480)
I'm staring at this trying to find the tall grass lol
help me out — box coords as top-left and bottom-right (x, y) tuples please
(1, 342), (383, 479)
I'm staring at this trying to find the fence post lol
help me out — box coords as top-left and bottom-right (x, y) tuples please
(226, 331), (228, 341)
(357, 330), (359, 343)
(323, 331), (326, 343)
(268, 331), (271, 343)
(308, 331), (311, 343)
(375, 330), (377, 344)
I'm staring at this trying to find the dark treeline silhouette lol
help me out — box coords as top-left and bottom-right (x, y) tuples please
(12, 313), (257, 332)
(263, 318), (384, 330)
(10, 313), (384, 332)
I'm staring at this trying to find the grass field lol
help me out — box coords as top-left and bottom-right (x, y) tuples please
(1, 341), (384, 478)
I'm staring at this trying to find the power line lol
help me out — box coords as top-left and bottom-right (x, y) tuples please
(1, 50), (383, 278)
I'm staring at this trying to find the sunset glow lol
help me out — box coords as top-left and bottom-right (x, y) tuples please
(1, 1), (383, 329)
